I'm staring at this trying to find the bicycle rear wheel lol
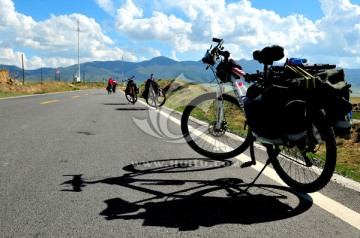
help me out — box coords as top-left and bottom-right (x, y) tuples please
(146, 86), (166, 108)
(181, 92), (250, 159)
(125, 86), (137, 104)
(271, 122), (337, 193)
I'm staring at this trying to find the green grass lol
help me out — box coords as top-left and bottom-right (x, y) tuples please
(0, 91), (24, 98)
(352, 112), (360, 120)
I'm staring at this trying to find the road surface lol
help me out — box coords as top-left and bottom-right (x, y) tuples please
(1, 89), (360, 237)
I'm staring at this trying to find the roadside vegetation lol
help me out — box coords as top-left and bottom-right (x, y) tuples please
(0, 81), (104, 98)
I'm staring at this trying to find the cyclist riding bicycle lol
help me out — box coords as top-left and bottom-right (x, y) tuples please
(107, 77), (114, 92)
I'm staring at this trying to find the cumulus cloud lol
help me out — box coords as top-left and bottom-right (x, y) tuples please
(114, 0), (322, 58)
(0, 0), (134, 69)
(114, 0), (360, 67)
(94, 0), (116, 16)
(1, 0), (360, 69)
(115, 0), (192, 43)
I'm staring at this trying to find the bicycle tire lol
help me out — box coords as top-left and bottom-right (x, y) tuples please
(146, 87), (166, 108)
(125, 86), (138, 104)
(181, 92), (250, 159)
(271, 121), (337, 193)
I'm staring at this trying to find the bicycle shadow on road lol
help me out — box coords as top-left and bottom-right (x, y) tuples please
(61, 158), (313, 231)
(115, 107), (148, 111)
(103, 103), (130, 105)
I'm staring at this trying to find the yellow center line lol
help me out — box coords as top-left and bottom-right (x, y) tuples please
(40, 100), (60, 105)
(72, 96), (80, 98)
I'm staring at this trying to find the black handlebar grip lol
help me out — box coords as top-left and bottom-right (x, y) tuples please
(212, 38), (223, 43)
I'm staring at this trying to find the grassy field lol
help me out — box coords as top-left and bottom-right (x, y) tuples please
(0, 81), (104, 98)
(350, 97), (360, 104)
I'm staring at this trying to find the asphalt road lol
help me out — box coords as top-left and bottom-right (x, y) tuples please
(1, 89), (360, 238)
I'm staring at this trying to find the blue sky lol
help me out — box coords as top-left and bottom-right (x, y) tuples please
(1, 0), (360, 69)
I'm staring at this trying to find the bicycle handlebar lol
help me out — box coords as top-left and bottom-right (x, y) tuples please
(211, 38), (230, 61)
(122, 75), (135, 82)
(202, 38), (231, 65)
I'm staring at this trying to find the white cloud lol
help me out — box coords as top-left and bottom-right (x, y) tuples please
(171, 50), (178, 61)
(148, 48), (161, 57)
(0, 48), (24, 68)
(0, 0), (137, 69)
(94, 0), (116, 16)
(114, 0), (360, 68)
(115, 0), (191, 43)
(1, 0), (360, 69)
(114, 0), (322, 60)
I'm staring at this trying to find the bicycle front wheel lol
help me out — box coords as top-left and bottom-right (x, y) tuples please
(181, 92), (250, 159)
(146, 87), (166, 108)
(271, 122), (337, 193)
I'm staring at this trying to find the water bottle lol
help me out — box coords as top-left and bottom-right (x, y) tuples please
(235, 81), (248, 103)
(289, 57), (308, 66)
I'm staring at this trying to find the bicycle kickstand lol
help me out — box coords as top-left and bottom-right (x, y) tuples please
(243, 143), (274, 192)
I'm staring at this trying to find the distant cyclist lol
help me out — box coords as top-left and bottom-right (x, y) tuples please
(112, 79), (118, 93)
(107, 77), (114, 93)
(142, 74), (158, 99)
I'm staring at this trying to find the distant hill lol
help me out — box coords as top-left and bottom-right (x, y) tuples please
(0, 56), (264, 84)
(1, 56), (358, 92)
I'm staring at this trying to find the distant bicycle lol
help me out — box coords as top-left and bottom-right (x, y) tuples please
(106, 84), (113, 94)
(123, 76), (138, 104)
(146, 82), (166, 109)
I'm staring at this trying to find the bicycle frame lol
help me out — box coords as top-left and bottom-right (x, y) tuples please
(213, 72), (247, 131)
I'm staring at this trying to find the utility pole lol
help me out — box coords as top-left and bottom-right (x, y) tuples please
(122, 55), (124, 81)
(77, 19), (80, 83)
(21, 54), (25, 84)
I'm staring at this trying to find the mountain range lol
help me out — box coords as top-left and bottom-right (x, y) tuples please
(1, 56), (359, 92)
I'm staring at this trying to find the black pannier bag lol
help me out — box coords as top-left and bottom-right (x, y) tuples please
(216, 59), (242, 82)
(271, 67), (352, 137)
(313, 69), (352, 136)
(125, 86), (131, 95)
(125, 82), (138, 96)
(244, 83), (306, 142)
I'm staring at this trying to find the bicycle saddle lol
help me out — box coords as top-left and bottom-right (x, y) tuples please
(253, 45), (284, 65)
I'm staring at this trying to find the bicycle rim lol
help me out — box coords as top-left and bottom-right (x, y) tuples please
(181, 92), (250, 159)
(146, 89), (166, 108)
(125, 87), (137, 104)
(271, 123), (337, 193)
